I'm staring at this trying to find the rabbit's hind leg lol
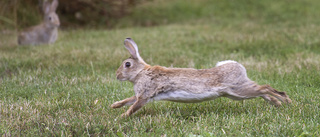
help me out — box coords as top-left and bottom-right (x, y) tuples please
(259, 85), (292, 104)
(222, 83), (291, 106)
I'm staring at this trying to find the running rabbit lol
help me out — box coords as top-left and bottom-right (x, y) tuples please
(18, 0), (60, 45)
(111, 38), (292, 117)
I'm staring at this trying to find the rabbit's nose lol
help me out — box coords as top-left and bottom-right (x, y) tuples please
(56, 21), (60, 26)
(116, 72), (126, 81)
(116, 75), (123, 81)
(116, 72), (121, 79)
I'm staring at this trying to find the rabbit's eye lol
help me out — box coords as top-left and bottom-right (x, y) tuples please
(125, 62), (131, 68)
(49, 17), (52, 20)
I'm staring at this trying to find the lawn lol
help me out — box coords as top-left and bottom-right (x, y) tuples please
(1, 0), (320, 136)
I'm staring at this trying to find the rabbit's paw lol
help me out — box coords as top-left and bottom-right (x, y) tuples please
(111, 101), (123, 108)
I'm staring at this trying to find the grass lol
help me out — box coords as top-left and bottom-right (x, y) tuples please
(1, 0), (320, 136)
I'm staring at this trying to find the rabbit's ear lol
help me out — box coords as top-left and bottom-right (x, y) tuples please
(124, 38), (145, 63)
(42, 0), (49, 14)
(50, 0), (59, 12)
(124, 38), (139, 59)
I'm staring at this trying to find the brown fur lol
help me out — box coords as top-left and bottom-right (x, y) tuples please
(112, 38), (292, 117)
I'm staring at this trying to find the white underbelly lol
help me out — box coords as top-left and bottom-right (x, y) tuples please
(151, 90), (221, 103)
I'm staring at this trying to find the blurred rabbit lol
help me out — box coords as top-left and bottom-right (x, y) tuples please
(18, 0), (60, 45)
(112, 38), (292, 117)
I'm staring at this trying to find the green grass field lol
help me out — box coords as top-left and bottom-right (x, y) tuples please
(1, 0), (320, 136)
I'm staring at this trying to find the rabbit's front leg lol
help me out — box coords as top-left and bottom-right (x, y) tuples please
(121, 98), (148, 117)
(111, 96), (136, 108)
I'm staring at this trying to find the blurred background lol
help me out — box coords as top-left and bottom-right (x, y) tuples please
(0, 0), (147, 30)
(1, 0), (318, 31)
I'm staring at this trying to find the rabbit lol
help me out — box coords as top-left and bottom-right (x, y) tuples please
(18, 0), (60, 45)
(111, 38), (292, 117)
